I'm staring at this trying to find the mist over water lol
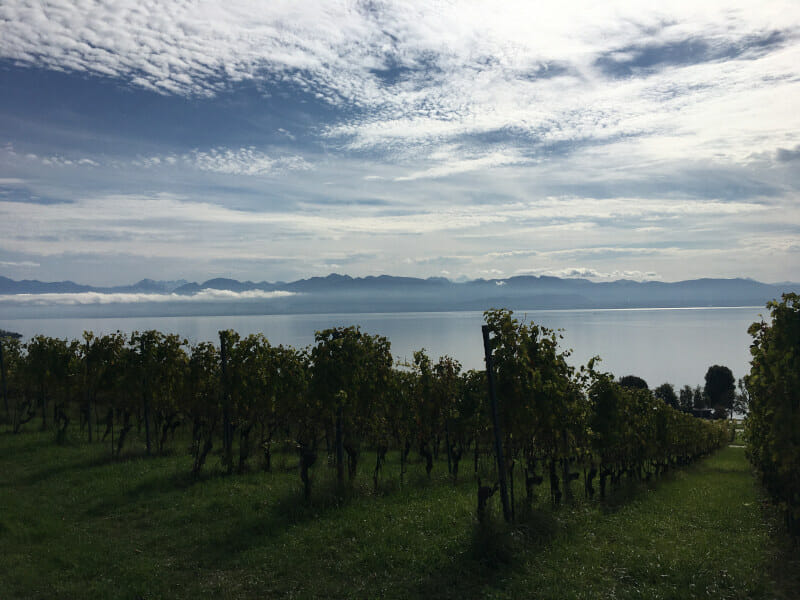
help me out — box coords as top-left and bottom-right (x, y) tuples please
(1, 306), (762, 389)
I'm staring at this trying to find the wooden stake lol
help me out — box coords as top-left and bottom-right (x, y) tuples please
(482, 325), (511, 523)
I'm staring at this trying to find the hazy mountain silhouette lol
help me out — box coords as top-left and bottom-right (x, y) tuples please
(0, 276), (187, 295)
(0, 273), (795, 318)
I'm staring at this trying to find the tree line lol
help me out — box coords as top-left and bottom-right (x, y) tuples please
(0, 309), (728, 517)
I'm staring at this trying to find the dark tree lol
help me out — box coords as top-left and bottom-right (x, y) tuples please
(704, 365), (735, 418)
(654, 383), (678, 409)
(692, 385), (707, 409)
(679, 385), (694, 412)
(618, 375), (648, 390)
(733, 378), (749, 416)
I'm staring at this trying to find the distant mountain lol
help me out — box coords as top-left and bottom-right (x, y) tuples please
(0, 273), (796, 318)
(98, 279), (190, 294)
(0, 275), (93, 294)
(0, 276), (188, 295)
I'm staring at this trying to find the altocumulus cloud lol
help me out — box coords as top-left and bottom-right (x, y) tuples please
(2, 0), (798, 161)
(129, 147), (313, 176)
(0, 1), (798, 284)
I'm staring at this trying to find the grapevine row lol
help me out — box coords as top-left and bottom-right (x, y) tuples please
(744, 293), (800, 536)
(0, 309), (727, 514)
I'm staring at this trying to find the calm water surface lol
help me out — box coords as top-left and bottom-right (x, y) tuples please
(0, 307), (764, 389)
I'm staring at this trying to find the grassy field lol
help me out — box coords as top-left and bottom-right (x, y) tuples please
(1, 430), (797, 599)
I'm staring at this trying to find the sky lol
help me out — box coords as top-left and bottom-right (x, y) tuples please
(0, 0), (799, 286)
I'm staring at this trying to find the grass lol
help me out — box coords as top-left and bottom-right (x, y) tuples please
(0, 429), (797, 599)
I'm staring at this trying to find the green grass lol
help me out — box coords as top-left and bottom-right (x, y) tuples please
(0, 430), (797, 599)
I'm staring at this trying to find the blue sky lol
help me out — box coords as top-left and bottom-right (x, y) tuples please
(0, 1), (798, 286)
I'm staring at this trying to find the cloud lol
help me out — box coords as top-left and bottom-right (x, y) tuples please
(40, 155), (98, 167)
(1, 2), (799, 284)
(0, 289), (297, 306)
(184, 147), (312, 176)
(517, 267), (662, 281)
(0, 191), (771, 259)
(24, 146), (311, 177)
(539, 246), (680, 259)
(0, 1), (382, 98)
(0, 192), (510, 257)
(593, 31), (787, 78)
(393, 150), (531, 181)
(776, 145), (800, 162)
(2, 1), (798, 167)
(0, 260), (39, 268)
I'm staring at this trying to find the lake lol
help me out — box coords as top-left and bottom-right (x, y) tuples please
(0, 306), (764, 389)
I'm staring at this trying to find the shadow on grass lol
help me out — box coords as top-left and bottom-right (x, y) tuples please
(597, 479), (651, 514)
(17, 447), (167, 487)
(187, 474), (366, 567)
(185, 465), (475, 569)
(82, 457), (381, 523)
(762, 500), (800, 600)
(413, 508), (559, 599)
(0, 431), (56, 452)
(595, 467), (685, 515)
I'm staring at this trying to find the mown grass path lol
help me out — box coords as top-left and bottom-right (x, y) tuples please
(1, 433), (797, 599)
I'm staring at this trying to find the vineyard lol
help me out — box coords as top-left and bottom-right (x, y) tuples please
(3, 306), (800, 598)
(1, 308), (728, 520)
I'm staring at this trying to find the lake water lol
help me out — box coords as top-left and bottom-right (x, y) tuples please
(0, 306), (764, 389)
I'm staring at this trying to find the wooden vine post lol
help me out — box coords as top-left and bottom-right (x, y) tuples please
(220, 331), (233, 473)
(85, 337), (92, 443)
(140, 336), (151, 455)
(335, 401), (344, 485)
(482, 325), (512, 523)
(0, 336), (8, 420)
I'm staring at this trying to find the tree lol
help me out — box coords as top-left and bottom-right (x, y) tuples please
(733, 378), (749, 416)
(258, 344), (302, 473)
(185, 341), (220, 477)
(618, 375), (648, 390)
(281, 349), (316, 500)
(678, 385), (694, 412)
(26, 335), (56, 431)
(311, 326), (392, 484)
(0, 329), (22, 422)
(87, 333), (126, 452)
(82, 332), (126, 444)
(692, 385), (707, 409)
(411, 349), (437, 478)
(433, 355), (462, 480)
(588, 369), (623, 499)
(147, 332), (187, 454)
(654, 383), (678, 409)
(484, 308), (584, 515)
(111, 342), (141, 457)
(704, 365), (735, 419)
(385, 368), (416, 486)
(3, 336), (36, 433)
(460, 369), (489, 477)
(218, 329), (239, 472)
(230, 333), (269, 472)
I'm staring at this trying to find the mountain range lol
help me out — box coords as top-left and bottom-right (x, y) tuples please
(0, 277), (189, 295)
(0, 274), (796, 318)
